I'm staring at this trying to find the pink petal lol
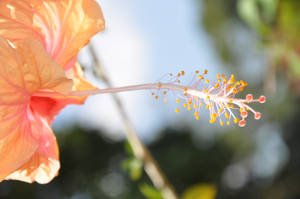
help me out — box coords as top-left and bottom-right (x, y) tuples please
(5, 111), (60, 184)
(0, 36), (73, 183)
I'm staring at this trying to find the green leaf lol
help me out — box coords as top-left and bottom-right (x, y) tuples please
(258, 0), (279, 23)
(182, 184), (217, 199)
(122, 157), (143, 181)
(139, 183), (163, 199)
(124, 141), (134, 156)
(287, 51), (300, 78)
(278, 0), (300, 41)
(238, 0), (260, 27)
(237, 0), (270, 35)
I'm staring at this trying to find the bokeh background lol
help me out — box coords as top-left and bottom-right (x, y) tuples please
(1, 0), (300, 198)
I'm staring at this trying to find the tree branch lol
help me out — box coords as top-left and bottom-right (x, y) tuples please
(88, 43), (179, 199)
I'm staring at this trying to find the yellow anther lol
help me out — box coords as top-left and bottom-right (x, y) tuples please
(181, 70), (185, 75)
(175, 108), (180, 113)
(212, 113), (217, 118)
(184, 92), (188, 96)
(195, 116), (200, 120)
(205, 79), (210, 84)
(217, 74), (220, 79)
(183, 103), (187, 107)
(234, 118), (239, 123)
(164, 99), (168, 103)
(151, 92), (155, 96)
(220, 121), (224, 126)
(193, 104), (197, 109)
(176, 99), (181, 103)
(226, 104), (230, 108)
(155, 96), (159, 99)
(199, 102), (204, 106)
(225, 112), (230, 118)
(206, 96), (210, 100)
(158, 82), (162, 88)
(240, 80), (248, 87)
(198, 75), (204, 79)
(204, 89), (208, 93)
(226, 121), (230, 125)
(230, 74), (235, 80)
(231, 104), (235, 108)
(233, 89), (239, 94)
(214, 84), (220, 88)
(240, 107), (245, 112)
(184, 87), (188, 91)
(188, 101), (192, 105)
(228, 99), (233, 103)
(163, 91), (167, 95)
(223, 78), (228, 84)
(194, 112), (199, 116)
(233, 81), (240, 87)
(218, 109), (223, 113)
(204, 69), (208, 74)
(195, 70), (199, 74)
(177, 73), (181, 77)
(187, 106), (191, 111)
(206, 105), (209, 109)
(218, 79), (221, 83)
(209, 118), (216, 124)
(221, 74), (225, 78)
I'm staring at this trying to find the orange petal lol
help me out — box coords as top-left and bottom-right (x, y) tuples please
(28, 62), (96, 124)
(28, 62), (97, 124)
(0, 0), (105, 68)
(67, 62), (96, 103)
(14, 38), (73, 95)
(0, 36), (73, 183)
(0, 36), (72, 137)
(5, 112), (60, 184)
(0, 115), (40, 181)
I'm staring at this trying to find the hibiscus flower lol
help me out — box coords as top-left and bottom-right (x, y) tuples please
(0, 37), (74, 183)
(0, 0), (105, 183)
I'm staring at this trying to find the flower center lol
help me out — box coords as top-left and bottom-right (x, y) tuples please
(30, 96), (59, 123)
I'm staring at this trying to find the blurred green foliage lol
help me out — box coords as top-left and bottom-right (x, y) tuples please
(0, 97), (299, 199)
(0, 126), (241, 199)
(182, 184), (216, 199)
(139, 183), (163, 199)
(122, 157), (143, 181)
(201, 0), (239, 64)
(201, 0), (300, 90)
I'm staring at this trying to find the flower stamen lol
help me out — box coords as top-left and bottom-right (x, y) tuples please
(70, 69), (266, 127)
